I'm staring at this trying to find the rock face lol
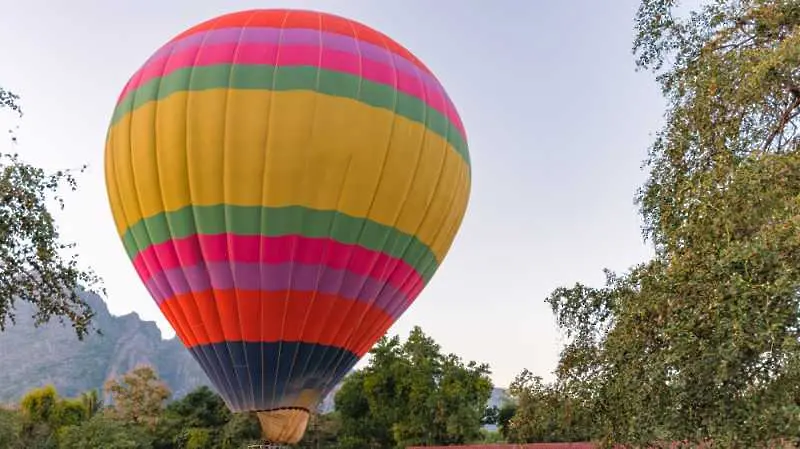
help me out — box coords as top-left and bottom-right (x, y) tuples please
(0, 291), (210, 403)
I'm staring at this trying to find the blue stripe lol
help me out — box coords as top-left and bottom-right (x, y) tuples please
(188, 341), (358, 412)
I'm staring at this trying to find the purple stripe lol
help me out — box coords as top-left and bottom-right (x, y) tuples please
(144, 262), (410, 319)
(140, 27), (456, 111)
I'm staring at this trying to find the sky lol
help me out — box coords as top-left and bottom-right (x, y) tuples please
(0, 0), (663, 388)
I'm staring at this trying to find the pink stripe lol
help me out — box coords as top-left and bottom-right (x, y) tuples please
(131, 234), (424, 298)
(121, 42), (466, 137)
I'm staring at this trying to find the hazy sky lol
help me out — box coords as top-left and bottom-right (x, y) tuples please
(0, 0), (662, 387)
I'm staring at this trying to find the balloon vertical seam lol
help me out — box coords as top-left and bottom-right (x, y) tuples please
(187, 18), (243, 411)
(275, 10), (330, 413)
(268, 10), (293, 413)
(225, 12), (259, 412)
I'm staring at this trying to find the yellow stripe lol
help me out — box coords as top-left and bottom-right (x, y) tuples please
(105, 89), (470, 260)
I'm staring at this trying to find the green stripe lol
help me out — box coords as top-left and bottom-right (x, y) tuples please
(111, 64), (470, 167)
(122, 205), (440, 282)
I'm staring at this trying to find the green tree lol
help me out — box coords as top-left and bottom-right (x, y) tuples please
(218, 412), (261, 449)
(480, 429), (506, 443)
(155, 385), (232, 449)
(481, 405), (499, 426)
(542, 0), (800, 447)
(182, 427), (212, 449)
(296, 412), (341, 449)
(503, 370), (592, 444)
(58, 415), (153, 449)
(105, 365), (171, 431)
(0, 87), (102, 339)
(164, 386), (229, 429)
(496, 402), (517, 441)
(0, 407), (21, 448)
(79, 389), (102, 421)
(336, 370), (392, 449)
(17, 385), (92, 448)
(336, 326), (493, 448)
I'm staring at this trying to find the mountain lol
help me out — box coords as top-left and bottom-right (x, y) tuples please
(0, 291), (210, 403)
(488, 387), (510, 409)
(0, 292), (508, 415)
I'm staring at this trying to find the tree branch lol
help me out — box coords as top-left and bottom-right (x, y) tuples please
(764, 88), (800, 151)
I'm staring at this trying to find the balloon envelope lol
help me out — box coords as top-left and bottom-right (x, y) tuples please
(104, 8), (471, 444)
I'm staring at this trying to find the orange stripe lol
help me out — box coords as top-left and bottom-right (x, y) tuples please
(159, 289), (393, 356)
(169, 9), (433, 75)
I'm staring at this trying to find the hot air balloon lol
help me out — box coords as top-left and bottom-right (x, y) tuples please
(104, 8), (471, 446)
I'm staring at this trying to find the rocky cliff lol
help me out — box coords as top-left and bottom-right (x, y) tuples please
(0, 291), (209, 403)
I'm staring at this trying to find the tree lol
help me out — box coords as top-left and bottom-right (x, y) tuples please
(79, 389), (102, 421)
(0, 86), (101, 339)
(295, 412), (341, 449)
(58, 415), (153, 449)
(155, 385), (233, 449)
(336, 370), (393, 449)
(16, 385), (92, 448)
(541, 0), (800, 447)
(182, 427), (212, 449)
(105, 365), (171, 431)
(496, 402), (517, 441)
(503, 370), (592, 444)
(0, 407), (21, 449)
(163, 386), (229, 430)
(336, 326), (493, 448)
(218, 412), (261, 449)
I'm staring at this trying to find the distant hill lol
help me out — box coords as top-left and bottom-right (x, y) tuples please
(0, 291), (209, 403)
(0, 292), (508, 414)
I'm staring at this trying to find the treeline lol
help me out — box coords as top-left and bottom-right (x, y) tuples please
(0, 366), (261, 449)
(0, 327), (501, 449)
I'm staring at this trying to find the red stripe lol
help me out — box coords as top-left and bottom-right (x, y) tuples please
(160, 289), (394, 357)
(132, 234), (424, 298)
(169, 9), (433, 76)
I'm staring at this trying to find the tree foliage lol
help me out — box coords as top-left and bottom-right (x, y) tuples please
(503, 369), (592, 444)
(335, 326), (494, 448)
(58, 416), (153, 449)
(104, 366), (171, 431)
(0, 407), (21, 449)
(152, 385), (261, 449)
(0, 366), (265, 449)
(15, 384), (102, 448)
(537, 0), (800, 447)
(295, 413), (341, 449)
(0, 87), (101, 339)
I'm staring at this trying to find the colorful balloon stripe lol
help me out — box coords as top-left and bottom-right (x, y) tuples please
(188, 340), (357, 411)
(169, 9), (432, 76)
(111, 65), (468, 165)
(121, 206), (440, 280)
(120, 29), (465, 137)
(133, 234), (425, 299)
(134, 234), (424, 285)
(148, 26), (432, 80)
(159, 290), (396, 355)
(106, 90), (470, 257)
(145, 261), (419, 316)
(137, 25), (457, 126)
